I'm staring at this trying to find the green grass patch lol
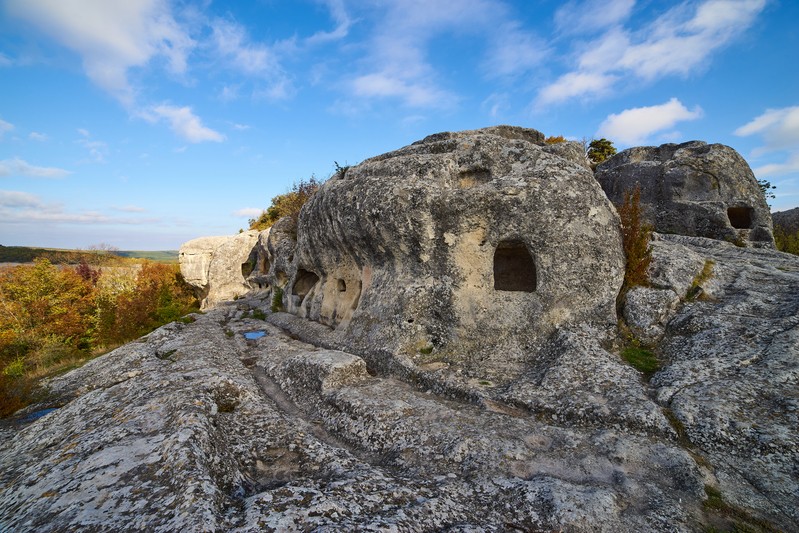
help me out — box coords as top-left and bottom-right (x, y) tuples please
(252, 309), (267, 321)
(621, 345), (659, 375)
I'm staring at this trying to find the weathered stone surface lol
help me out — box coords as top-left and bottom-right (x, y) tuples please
(272, 126), (625, 381)
(5, 129), (797, 532)
(596, 141), (775, 247)
(0, 305), (707, 532)
(179, 230), (264, 309)
(648, 234), (799, 529)
(623, 286), (680, 343)
(4, 237), (797, 533)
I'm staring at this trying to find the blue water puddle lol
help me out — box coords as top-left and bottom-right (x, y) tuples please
(243, 331), (267, 340)
(18, 408), (58, 423)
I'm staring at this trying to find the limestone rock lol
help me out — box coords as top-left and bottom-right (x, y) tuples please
(623, 286), (680, 343)
(596, 141), (775, 247)
(274, 126), (625, 381)
(179, 230), (264, 309)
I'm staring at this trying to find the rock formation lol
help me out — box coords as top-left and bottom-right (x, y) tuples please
(596, 141), (775, 247)
(179, 230), (262, 309)
(3, 127), (797, 532)
(276, 126), (624, 380)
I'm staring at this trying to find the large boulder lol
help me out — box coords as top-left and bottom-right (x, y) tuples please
(268, 126), (625, 380)
(596, 141), (775, 247)
(179, 230), (264, 309)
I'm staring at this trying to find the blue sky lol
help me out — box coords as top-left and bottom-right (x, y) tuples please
(1, 0), (797, 250)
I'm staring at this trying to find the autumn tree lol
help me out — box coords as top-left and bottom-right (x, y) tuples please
(0, 259), (95, 372)
(249, 176), (323, 230)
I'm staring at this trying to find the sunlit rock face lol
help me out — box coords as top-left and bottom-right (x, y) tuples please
(596, 141), (775, 247)
(179, 230), (262, 309)
(270, 126), (625, 380)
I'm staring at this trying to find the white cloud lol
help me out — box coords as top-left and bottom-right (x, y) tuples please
(28, 131), (48, 141)
(0, 191), (160, 225)
(140, 104), (225, 143)
(539, 0), (766, 104)
(209, 18), (293, 101)
(346, 0), (545, 109)
(0, 157), (72, 178)
(234, 207), (262, 218)
(483, 22), (547, 78)
(0, 190), (43, 208)
(306, 0), (352, 45)
(0, 52), (11, 66)
(351, 73), (451, 108)
(0, 118), (14, 136)
(113, 205), (147, 213)
(597, 98), (703, 145)
(538, 72), (618, 106)
(5, 0), (195, 105)
(735, 106), (799, 178)
(554, 0), (635, 35)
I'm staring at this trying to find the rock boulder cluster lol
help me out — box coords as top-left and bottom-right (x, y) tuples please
(1, 127), (797, 532)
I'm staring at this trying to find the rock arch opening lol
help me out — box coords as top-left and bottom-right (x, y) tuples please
(493, 241), (536, 292)
(727, 207), (753, 229)
(292, 269), (320, 299)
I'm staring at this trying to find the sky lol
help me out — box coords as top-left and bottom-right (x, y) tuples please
(0, 0), (797, 250)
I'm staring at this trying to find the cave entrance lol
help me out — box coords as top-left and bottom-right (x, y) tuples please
(727, 207), (753, 229)
(292, 269), (320, 299)
(493, 241), (536, 292)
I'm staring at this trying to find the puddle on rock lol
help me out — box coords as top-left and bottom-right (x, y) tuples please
(243, 331), (267, 340)
(18, 408), (58, 423)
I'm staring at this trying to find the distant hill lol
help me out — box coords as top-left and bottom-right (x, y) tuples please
(0, 245), (178, 264)
(773, 207), (799, 234)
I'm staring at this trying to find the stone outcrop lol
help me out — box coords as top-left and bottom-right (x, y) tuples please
(2, 233), (797, 532)
(3, 127), (797, 532)
(179, 230), (264, 309)
(596, 141), (775, 247)
(272, 126), (625, 380)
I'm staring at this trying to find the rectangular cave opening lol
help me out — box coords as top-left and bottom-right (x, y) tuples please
(493, 241), (537, 292)
(727, 206), (753, 229)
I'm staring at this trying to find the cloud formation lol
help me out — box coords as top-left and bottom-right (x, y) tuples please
(0, 190), (42, 208)
(233, 207), (262, 218)
(346, 0), (545, 108)
(598, 98), (703, 145)
(28, 132), (48, 141)
(140, 105), (225, 143)
(538, 0), (766, 105)
(0, 190), (160, 225)
(0, 157), (72, 178)
(6, 0), (195, 105)
(735, 106), (799, 177)
(0, 118), (13, 137)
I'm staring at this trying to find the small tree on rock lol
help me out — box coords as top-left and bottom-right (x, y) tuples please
(587, 138), (617, 167)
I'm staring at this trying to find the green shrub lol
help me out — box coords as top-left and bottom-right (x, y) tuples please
(774, 224), (799, 255)
(252, 309), (266, 321)
(249, 176), (323, 231)
(271, 287), (284, 313)
(587, 138), (617, 166)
